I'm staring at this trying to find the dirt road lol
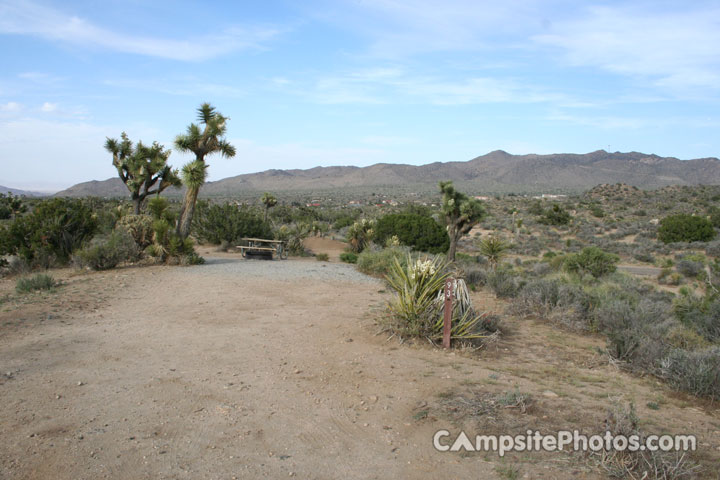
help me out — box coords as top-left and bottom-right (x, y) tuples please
(1, 254), (718, 479)
(0, 257), (498, 479)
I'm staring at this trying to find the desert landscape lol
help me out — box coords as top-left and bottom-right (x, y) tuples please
(2, 179), (720, 479)
(3, 2), (720, 478)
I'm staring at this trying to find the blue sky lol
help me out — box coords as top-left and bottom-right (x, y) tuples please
(1, 0), (719, 191)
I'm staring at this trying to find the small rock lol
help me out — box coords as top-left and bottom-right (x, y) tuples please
(542, 390), (559, 398)
(77, 381), (84, 386)
(345, 338), (353, 343)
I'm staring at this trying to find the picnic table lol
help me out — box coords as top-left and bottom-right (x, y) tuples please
(237, 237), (287, 260)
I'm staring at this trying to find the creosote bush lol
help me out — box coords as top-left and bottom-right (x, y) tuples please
(563, 246), (619, 278)
(74, 229), (140, 270)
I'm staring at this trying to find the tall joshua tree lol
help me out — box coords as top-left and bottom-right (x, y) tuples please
(261, 192), (277, 223)
(105, 132), (181, 214)
(439, 181), (485, 262)
(174, 103), (236, 238)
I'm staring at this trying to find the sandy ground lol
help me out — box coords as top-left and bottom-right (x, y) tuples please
(1, 250), (719, 479)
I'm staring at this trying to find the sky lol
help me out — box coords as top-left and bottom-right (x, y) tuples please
(1, 0), (719, 192)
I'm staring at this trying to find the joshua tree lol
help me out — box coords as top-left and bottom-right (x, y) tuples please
(105, 132), (181, 214)
(174, 103), (236, 238)
(439, 181), (485, 262)
(261, 192), (277, 223)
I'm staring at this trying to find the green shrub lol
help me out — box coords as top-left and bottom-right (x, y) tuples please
(1, 198), (97, 265)
(315, 253), (329, 262)
(16, 274), (56, 293)
(193, 202), (271, 245)
(74, 230), (140, 270)
(563, 246), (619, 278)
(339, 251), (358, 264)
(657, 214), (715, 244)
(537, 204), (572, 225)
(356, 247), (408, 276)
(374, 213), (448, 254)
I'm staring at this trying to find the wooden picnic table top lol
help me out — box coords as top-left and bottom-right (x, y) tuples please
(240, 237), (284, 244)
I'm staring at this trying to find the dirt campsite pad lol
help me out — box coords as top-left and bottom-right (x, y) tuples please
(1, 254), (719, 479)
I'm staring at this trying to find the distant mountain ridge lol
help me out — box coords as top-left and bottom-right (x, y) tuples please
(55, 150), (720, 198)
(0, 185), (47, 197)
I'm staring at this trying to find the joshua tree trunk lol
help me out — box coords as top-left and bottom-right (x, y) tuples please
(447, 227), (460, 262)
(133, 198), (142, 215)
(264, 206), (269, 224)
(177, 186), (199, 239)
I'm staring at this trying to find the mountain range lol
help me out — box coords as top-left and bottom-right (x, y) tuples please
(54, 150), (720, 198)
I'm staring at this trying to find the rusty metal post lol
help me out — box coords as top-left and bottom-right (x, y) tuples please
(443, 278), (454, 349)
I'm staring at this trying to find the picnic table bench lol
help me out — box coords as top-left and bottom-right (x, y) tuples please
(237, 237), (287, 260)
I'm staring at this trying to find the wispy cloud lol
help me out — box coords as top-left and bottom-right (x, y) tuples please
(533, 4), (720, 92)
(318, 0), (548, 58)
(0, 0), (280, 61)
(104, 78), (246, 98)
(300, 67), (564, 105)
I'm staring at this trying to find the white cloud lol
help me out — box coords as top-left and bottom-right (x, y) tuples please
(0, 101), (22, 112)
(0, 0), (280, 61)
(533, 5), (720, 92)
(40, 102), (57, 112)
(303, 67), (564, 105)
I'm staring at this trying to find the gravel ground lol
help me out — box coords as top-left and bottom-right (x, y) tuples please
(181, 256), (384, 285)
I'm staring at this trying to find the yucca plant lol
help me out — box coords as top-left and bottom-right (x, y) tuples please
(385, 255), (495, 342)
(386, 255), (451, 337)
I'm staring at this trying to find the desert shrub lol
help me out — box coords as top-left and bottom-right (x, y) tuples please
(315, 253), (329, 262)
(661, 347), (720, 400)
(675, 259), (703, 278)
(704, 240), (720, 258)
(0, 198), (97, 265)
(193, 203), (271, 245)
(16, 273), (56, 293)
(597, 402), (700, 478)
(332, 214), (357, 230)
(74, 230), (140, 270)
(356, 246), (409, 276)
(339, 251), (358, 264)
(537, 204), (572, 225)
(0, 193), (26, 220)
(374, 213), (448, 254)
(487, 267), (524, 298)
(563, 246), (619, 278)
(657, 214), (715, 244)
(589, 205), (605, 218)
(673, 293), (720, 342)
(664, 325), (710, 350)
(511, 278), (592, 328)
(115, 214), (154, 248)
(463, 265), (488, 287)
(632, 249), (655, 264)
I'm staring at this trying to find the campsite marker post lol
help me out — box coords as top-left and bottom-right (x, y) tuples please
(443, 278), (454, 349)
